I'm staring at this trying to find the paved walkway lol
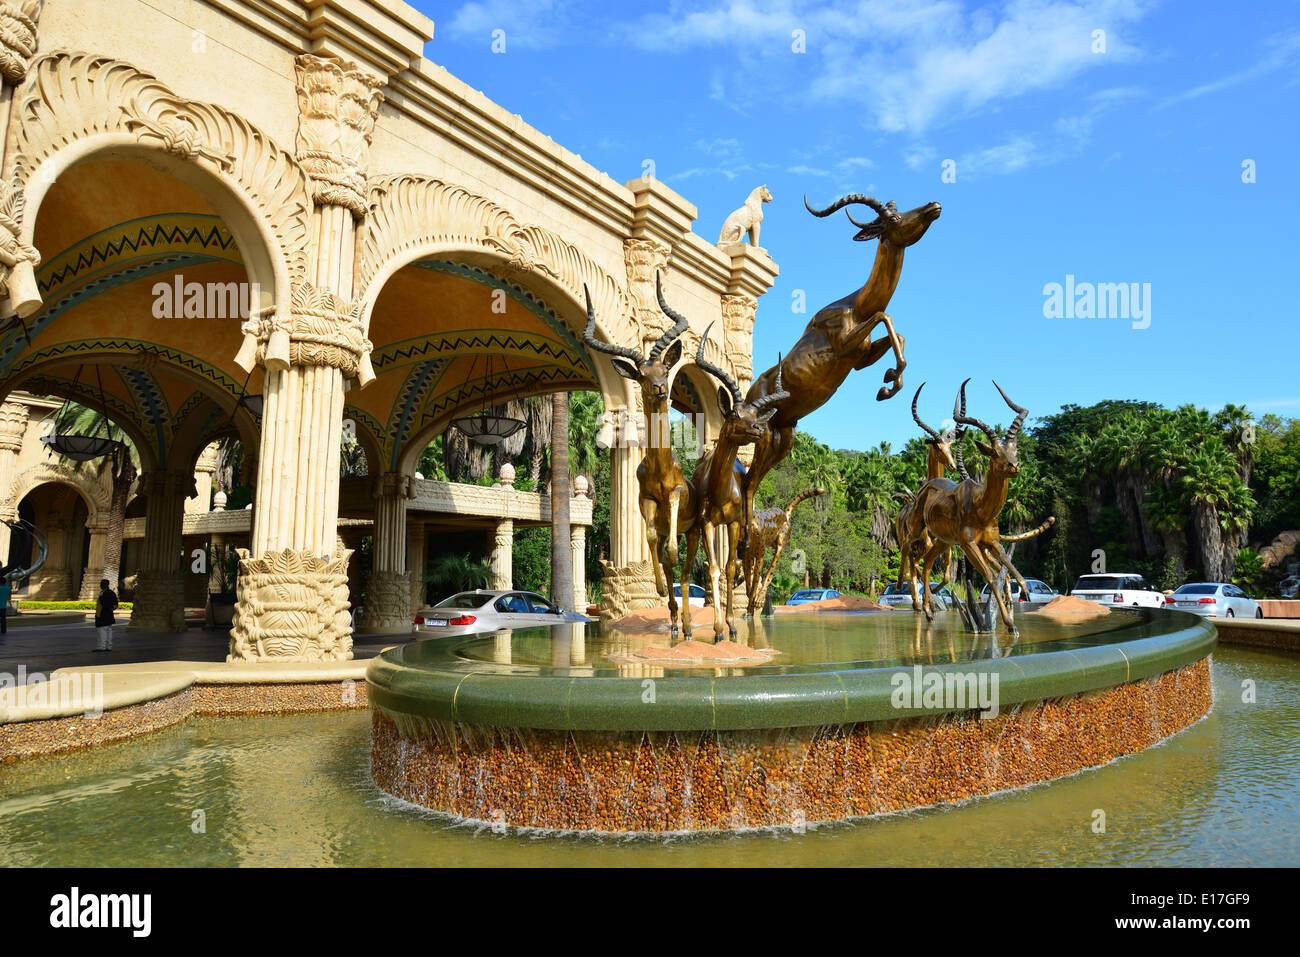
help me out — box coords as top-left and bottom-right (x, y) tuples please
(0, 617), (411, 680)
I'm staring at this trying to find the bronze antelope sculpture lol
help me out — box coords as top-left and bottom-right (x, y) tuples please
(916, 380), (1039, 633)
(893, 384), (962, 611)
(741, 485), (826, 617)
(739, 193), (940, 555)
(686, 328), (790, 641)
(582, 275), (695, 638)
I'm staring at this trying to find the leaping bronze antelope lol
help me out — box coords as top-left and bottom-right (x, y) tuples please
(686, 328), (790, 641)
(582, 275), (696, 638)
(740, 193), (940, 555)
(916, 380), (1041, 633)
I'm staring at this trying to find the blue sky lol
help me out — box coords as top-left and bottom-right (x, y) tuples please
(409, 0), (1299, 451)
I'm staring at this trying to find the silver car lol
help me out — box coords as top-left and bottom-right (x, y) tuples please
(414, 590), (592, 638)
(980, 577), (1060, 608)
(1164, 582), (1263, 619)
(879, 582), (954, 610)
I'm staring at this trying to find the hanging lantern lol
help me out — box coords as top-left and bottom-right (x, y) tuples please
(40, 432), (125, 461)
(452, 352), (525, 446)
(450, 412), (526, 445)
(42, 365), (125, 463)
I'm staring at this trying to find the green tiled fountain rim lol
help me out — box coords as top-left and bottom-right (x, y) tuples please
(365, 610), (1217, 731)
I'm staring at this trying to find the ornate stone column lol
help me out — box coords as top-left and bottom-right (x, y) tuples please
(228, 54), (382, 662)
(187, 444), (219, 514)
(0, 399), (28, 561)
(78, 513), (109, 601)
(360, 471), (415, 634)
(407, 521), (426, 614)
(571, 474), (589, 612)
(129, 470), (194, 632)
(488, 519), (513, 591)
(0, 1), (44, 317)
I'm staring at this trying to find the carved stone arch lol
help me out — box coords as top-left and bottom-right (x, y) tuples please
(2, 51), (311, 335)
(357, 174), (635, 389)
(342, 404), (383, 478)
(5, 461), (112, 519)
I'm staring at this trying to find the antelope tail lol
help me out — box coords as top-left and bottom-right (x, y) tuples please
(785, 486), (827, 522)
(1000, 516), (1056, 542)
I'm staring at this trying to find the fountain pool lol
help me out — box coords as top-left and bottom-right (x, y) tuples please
(367, 608), (1215, 832)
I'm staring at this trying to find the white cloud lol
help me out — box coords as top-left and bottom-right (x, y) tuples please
(1156, 30), (1300, 110)
(619, 0), (1151, 134)
(446, 0), (571, 49)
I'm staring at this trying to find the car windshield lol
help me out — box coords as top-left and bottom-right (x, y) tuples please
(981, 581), (1023, 596)
(434, 593), (493, 609)
(882, 584), (903, 595)
(1074, 576), (1125, 591)
(1174, 584), (1219, 595)
(791, 590), (821, 600)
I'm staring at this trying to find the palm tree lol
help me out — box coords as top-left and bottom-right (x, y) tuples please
(423, 553), (491, 593)
(47, 402), (137, 589)
(525, 395), (553, 483)
(549, 390), (573, 608)
(1182, 445), (1237, 580)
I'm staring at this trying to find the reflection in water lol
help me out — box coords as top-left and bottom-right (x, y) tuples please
(451, 609), (1137, 678)
(0, 648), (1295, 865)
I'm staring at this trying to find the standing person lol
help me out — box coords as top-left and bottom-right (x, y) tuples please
(0, 575), (10, 636)
(94, 578), (118, 652)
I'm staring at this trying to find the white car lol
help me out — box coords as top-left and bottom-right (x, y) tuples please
(415, 590), (591, 637)
(879, 581), (954, 610)
(672, 583), (707, 607)
(1164, 582), (1263, 619)
(1070, 573), (1166, 609)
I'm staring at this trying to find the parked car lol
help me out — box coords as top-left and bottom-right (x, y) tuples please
(1164, 582), (1263, 619)
(1070, 573), (1166, 609)
(879, 581), (955, 610)
(785, 588), (843, 606)
(414, 590), (592, 637)
(672, 583), (707, 607)
(979, 578), (1060, 608)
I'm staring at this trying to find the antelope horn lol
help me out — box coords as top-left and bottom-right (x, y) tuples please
(582, 283), (643, 364)
(844, 202), (896, 229)
(993, 380), (1029, 440)
(650, 273), (690, 362)
(752, 363), (789, 412)
(911, 383), (941, 441)
(695, 322), (744, 408)
(953, 378), (998, 444)
(804, 193), (887, 219)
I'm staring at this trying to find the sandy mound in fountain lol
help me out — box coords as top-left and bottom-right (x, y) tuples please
(608, 600), (722, 631)
(628, 639), (776, 665)
(774, 595), (892, 612)
(1032, 595), (1113, 619)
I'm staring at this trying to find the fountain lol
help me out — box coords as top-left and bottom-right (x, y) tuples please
(366, 192), (1217, 833)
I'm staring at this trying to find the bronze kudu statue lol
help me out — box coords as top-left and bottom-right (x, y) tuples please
(686, 328), (789, 641)
(894, 384), (961, 610)
(739, 194), (940, 555)
(582, 275), (695, 637)
(741, 485), (826, 617)
(916, 381), (1038, 633)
